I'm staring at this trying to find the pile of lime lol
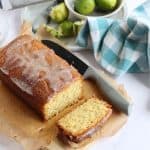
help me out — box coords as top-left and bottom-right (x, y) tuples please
(74, 0), (118, 15)
(43, 2), (84, 38)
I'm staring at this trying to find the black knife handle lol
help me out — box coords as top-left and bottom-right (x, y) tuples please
(42, 40), (88, 75)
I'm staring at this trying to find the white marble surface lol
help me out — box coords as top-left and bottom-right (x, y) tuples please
(0, 0), (149, 150)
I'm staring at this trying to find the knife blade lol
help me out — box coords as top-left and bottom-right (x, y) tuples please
(42, 40), (133, 115)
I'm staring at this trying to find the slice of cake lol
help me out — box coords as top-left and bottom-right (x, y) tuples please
(57, 98), (112, 147)
(0, 35), (82, 120)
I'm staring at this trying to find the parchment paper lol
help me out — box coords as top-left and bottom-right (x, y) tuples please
(0, 20), (130, 150)
(0, 79), (128, 150)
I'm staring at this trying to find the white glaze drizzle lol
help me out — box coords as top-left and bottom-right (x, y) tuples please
(1, 38), (74, 96)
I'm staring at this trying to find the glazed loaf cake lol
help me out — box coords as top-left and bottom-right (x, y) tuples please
(0, 35), (82, 120)
(57, 98), (112, 147)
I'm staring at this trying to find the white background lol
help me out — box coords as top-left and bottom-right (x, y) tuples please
(0, 0), (149, 150)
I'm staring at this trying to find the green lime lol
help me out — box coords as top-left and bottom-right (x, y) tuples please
(58, 21), (74, 37)
(50, 3), (69, 23)
(95, 0), (117, 11)
(74, 0), (95, 15)
(73, 21), (84, 35)
(43, 24), (59, 37)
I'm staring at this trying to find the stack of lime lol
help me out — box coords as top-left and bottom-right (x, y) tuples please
(44, 2), (84, 38)
(74, 0), (117, 15)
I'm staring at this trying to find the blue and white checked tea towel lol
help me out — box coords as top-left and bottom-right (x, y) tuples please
(76, 0), (150, 76)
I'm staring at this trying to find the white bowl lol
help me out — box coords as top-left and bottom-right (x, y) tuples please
(64, 0), (125, 19)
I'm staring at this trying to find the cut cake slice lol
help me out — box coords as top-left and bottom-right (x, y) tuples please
(57, 97), (112, 147)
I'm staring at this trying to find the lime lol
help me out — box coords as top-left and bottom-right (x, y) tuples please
(43, 24), (59, 37)
(95, 0), (117, 11)
(50, 3), (69, 23)
(58, 21), (74, 37)
(73, 21), (84, 35)
(74, 0), (95, 15)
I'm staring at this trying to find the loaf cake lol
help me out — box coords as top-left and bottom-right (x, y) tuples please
(0, 35), (82, 120)
(57, 98), (112, 147)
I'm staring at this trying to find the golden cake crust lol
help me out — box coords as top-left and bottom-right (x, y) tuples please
(0, 35), (82, 119)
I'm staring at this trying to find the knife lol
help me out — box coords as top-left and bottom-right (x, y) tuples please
(42, 40), (133, 116)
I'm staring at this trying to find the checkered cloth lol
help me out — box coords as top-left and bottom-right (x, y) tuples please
(76, 0), (150, 76)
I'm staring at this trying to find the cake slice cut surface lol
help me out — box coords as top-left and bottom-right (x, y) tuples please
(57, 98), (112, 145)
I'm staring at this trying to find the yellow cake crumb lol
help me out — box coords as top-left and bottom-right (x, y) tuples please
(58, 98), (112, 136)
